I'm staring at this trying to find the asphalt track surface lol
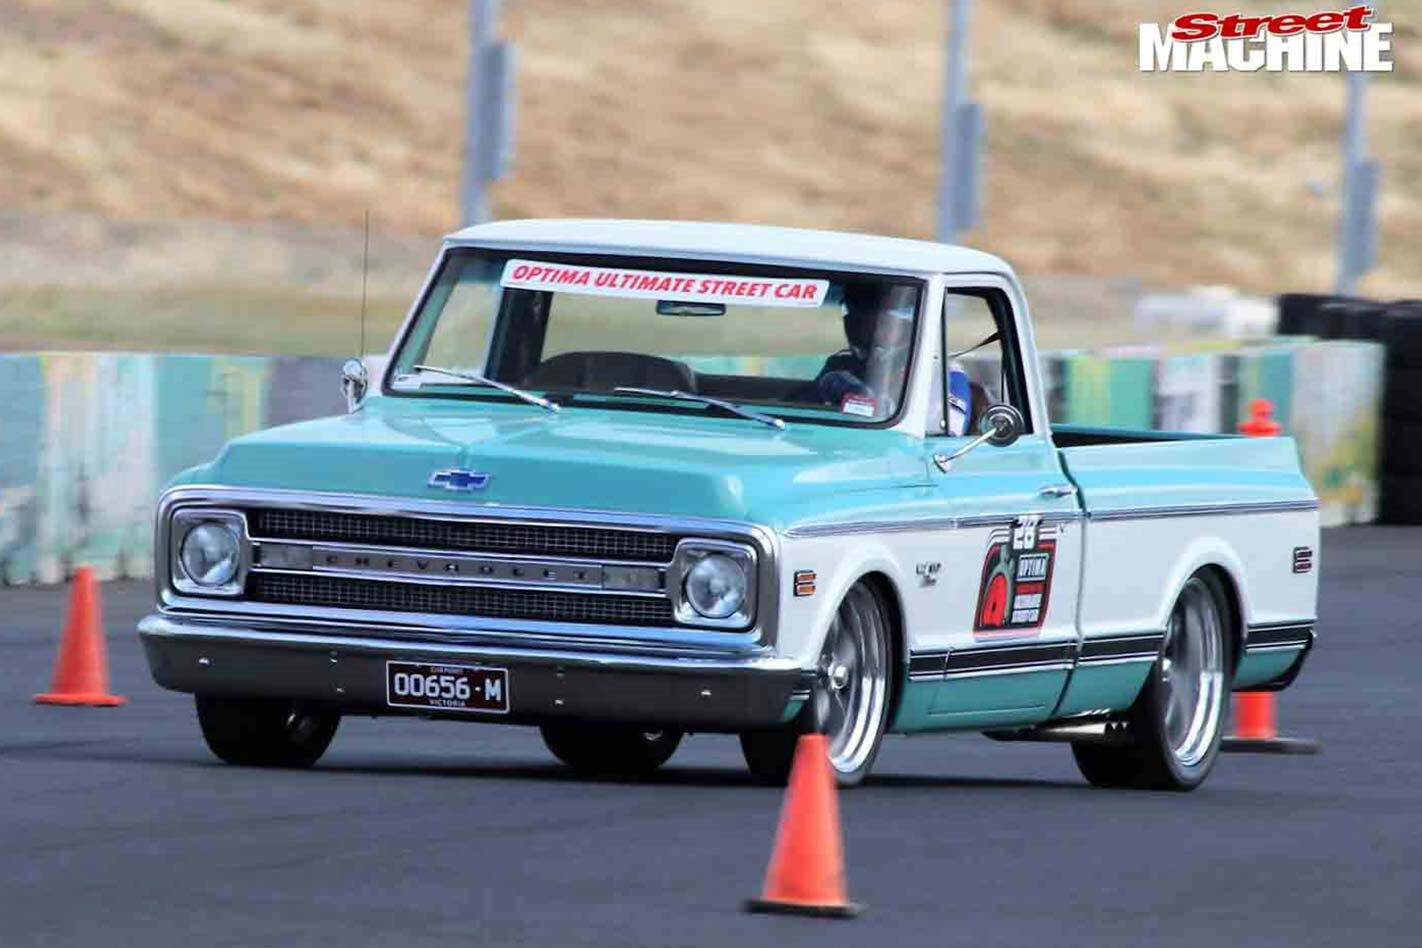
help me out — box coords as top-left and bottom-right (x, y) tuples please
(2, 526), (1418, 948)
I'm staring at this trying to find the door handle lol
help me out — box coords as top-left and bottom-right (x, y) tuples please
(1039, 484), (1078, 498)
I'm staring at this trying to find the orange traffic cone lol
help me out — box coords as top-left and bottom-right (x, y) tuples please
(1233, 691), (1277, 739)
(1222, 691), (1319, 754)
(1238, 397), (1283, 437)
(1220, 399), (1317, 755)
(744, 733), (861, 918)
(34, 567), (126, 707)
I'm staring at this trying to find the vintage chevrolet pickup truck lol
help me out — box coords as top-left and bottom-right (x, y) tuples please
(140, 220), (1319, 789)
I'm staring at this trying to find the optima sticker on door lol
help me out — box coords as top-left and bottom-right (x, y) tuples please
(499, 259), (829, 307)
(974, 516), (1058, 637)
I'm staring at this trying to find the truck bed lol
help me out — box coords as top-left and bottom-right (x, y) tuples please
(1052, 428), (1318, 699)
(1056, 429), (1315, 514)
(1052, 424), (1237, 449)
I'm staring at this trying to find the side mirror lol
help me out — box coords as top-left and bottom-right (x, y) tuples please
(341, 358), (369, 413)
(933, 403), (1025, 472)
(981, 403), (1024, 447)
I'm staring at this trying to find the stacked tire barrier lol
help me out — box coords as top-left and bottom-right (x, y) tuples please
(1380, 304), (1422, 524)
(1279, 294), (1421, 523)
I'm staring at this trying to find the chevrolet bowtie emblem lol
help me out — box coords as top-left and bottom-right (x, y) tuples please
(428, 469), (491, 492)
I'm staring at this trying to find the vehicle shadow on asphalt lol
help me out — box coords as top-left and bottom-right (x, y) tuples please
(1, 741), (753, 786)
(4, 744), (1329, 804)
(308, 763), (1089, 793)
(862, 773), (1088, 792)
(3, 741), (1095, 793)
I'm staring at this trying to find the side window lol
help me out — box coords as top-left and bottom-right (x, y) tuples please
(930, 290), (1032, 436)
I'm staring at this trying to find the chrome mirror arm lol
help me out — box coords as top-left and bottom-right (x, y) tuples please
(933, 429), (996, 472)
(932, 403), (1024, 473)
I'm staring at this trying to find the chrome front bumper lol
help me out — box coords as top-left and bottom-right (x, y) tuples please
(138, 614), (809, 730)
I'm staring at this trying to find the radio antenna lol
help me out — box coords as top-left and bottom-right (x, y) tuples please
(359, 210), (370, 356)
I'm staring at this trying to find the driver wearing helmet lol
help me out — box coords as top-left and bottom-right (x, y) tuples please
(811, 283), (916, 417)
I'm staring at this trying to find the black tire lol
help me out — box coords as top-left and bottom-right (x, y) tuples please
(1382, 304), (1422, 368)
(1379, 476), (1422, 525)
(1071, 739), (1149, 789)
(1384, 368), (1422, 421)
(1072, 571), (1232, 792)
(195, 695), (340, 768)
(1381, 421), (1422, 475)
(739, 580), (894, 788)
(1319, 300), (1387, 340)
(539, 723), (681, 779)
(1277, 293), (1345, 337)
(739, 718), (804, 787)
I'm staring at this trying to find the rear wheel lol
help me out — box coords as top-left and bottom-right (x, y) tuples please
(1072, 572), (1231, 791)
(195, 695), (340, 768)
(740, 580), (892, 787)
(540, 723), (682, 779)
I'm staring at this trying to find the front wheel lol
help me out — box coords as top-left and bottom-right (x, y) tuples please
(1072, 571), (1232, 791)
(540, 723), (682, 779)
(195, 695), (340, 768)
(740, 580), (892, 787)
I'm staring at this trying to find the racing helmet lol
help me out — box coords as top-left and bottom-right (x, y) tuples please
(841, 283), (916, 354)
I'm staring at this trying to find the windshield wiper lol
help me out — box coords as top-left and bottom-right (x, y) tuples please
(410, 364), (560, 413)
(612, 387), (786, 430)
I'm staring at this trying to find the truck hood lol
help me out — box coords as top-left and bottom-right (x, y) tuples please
(204, 396), (929, 526)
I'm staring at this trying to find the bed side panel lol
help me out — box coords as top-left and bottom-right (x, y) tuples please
(1057, 436), (1319, 711)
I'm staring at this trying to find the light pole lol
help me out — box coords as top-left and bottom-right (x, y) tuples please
(1335, 69), (1379, 295)
(936, 0), (982, 244)
(460, 0), (517, 226)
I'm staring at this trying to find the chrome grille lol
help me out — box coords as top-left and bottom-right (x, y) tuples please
(249, 573), (677, 627)
(248, 508), (677, 563)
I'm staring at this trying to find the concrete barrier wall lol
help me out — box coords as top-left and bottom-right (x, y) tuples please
(0, 352), (343, 584)
(1050, 339), (1382, 527)
(0, 338), (1383, 584)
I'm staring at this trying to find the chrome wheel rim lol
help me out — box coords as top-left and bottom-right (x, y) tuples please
(1160, 578), (1225, 767)
(814, 584), (889, 775)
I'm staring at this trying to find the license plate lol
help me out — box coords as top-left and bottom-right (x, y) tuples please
(385, 661), (509, 714)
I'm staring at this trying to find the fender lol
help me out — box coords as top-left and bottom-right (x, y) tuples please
(793, 537), (910, 672)
(1153, 535), (1252, 634)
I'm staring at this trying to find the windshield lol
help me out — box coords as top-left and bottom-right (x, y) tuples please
(388, 250), (923, 426)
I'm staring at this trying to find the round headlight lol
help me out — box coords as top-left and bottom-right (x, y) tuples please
(180, 522), (241, 588)
(683, 553), (747, 619)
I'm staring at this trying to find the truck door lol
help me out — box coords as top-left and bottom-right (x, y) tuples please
(916, 284), (1083, 728)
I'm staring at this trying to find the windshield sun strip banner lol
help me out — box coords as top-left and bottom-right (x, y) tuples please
(499, 259), (829, 308)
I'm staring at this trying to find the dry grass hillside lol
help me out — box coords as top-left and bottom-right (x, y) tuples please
(1, 0), (1418, 297)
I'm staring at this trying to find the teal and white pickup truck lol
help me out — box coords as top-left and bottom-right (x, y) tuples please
(140, 220), (1319, 789)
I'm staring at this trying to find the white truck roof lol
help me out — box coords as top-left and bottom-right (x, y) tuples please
(445, 219), (1014, 279)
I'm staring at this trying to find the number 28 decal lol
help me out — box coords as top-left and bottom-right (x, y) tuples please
(974, 515), (1058, 637)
